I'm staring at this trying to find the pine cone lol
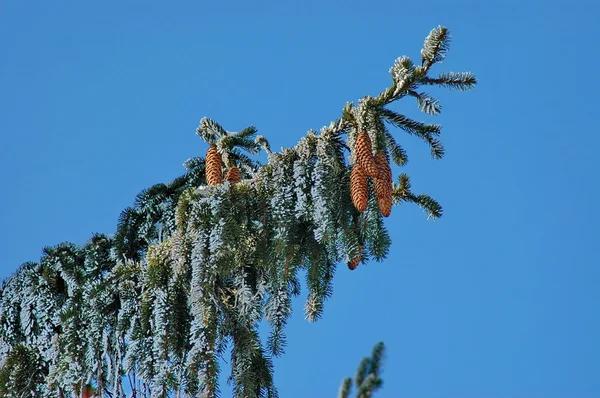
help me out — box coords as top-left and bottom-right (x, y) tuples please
(225, 166), (242, 184)
(355, 131), (379, 178)
(347, 245), (363, 270)
(373, 151), (393, 217)
(205, 146), (223, 186)
(350, 163), (368, 212)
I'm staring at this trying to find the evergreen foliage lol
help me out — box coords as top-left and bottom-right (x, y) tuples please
(0, 344), (45, 397)
(0, 26), (475, 397)
(338, 342), (385, 398)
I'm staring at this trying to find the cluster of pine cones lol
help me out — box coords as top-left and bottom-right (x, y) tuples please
(350, 131), (393, 217)
(347, 131), (394, 271)
(205, 146), (242, 186)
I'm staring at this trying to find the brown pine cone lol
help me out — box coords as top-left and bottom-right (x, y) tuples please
(205, 146), (223, 186)
(355, 131), (379, 178)
(225, 166), (242, 184)
(350, 163), (368, 212)
(373, 151), (393, 217)
(347, 245), (363, 270)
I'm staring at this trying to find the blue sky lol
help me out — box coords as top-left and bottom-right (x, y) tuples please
(1, 1), (599, 397)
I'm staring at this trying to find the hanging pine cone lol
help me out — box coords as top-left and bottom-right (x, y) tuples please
(350, 163), (368, 212)
(205, 146), (223, 186)
(373, 151), (393, 217)
(348, 245), (363, 270)
(225, 166), (242, 184)
(355, 131), (379, 178)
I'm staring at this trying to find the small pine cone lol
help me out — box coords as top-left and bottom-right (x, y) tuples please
(205, 146), (223, 186)
(355, 131), (379, 178)
(350, 163), (368, 212)
(225, 166), (242, 184)
(373, 151), (393, 217)
(347, 245), (363, 270)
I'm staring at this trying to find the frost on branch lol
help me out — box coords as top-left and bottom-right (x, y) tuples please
(0, 25), (476, 398)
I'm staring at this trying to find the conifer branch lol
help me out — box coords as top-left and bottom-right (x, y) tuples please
(393, 173), (443, 219)
(234, 126), (258, 139)
(338, 378), (352, 398)
(338, 342), (386, 398)
(0, 25), (475, 398)
(408, 90), (442, 115)
(380, 108), (441, 137)
(421, 71), (477, 91)
(380, 108), (444, 159)
(421, 25), (451, 69)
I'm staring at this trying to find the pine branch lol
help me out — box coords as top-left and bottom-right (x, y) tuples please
(380, 108), (441, 137)
(0, 25), (476, 398)
(234, 126), (258, 139)
(338, 378), (352, 398)
(304, 255), (335, 323)
(393, 173), (443, 219)
(265, 285), (291, 357)
(356, 374), (383, 398)
(368, 342), (384, 378)
(221, 135), (261, 156)
(338, 342), (386, 398)
(183, 156), (205, 171)
(114, 207), (146, 261)
(228, 149), (262, 173)
(428, 137), (445, 159)
(380, 108), (444, 159)
(354, 357), (370, 389)
(421, 71), (477, 91)
(388, 56), (418, 96)
(420, 25), (451, 69)
(408, 90), (442, 116)
(383, 130), (408, 166)
(198, 117), (228, 144)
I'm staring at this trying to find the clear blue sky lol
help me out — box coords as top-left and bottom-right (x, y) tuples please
(1, 1), (599, 397)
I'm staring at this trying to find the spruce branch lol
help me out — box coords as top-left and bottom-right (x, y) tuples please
(221, 135), (261, 156)
(380, 108), (444, 159)
(421, 71), (477, 91)
(224, 149), (262, 173)
(234, 126), (259, 139)
(393, 173), (443, 219)
(380, 108), (441, 137)
(281, 27), (474, 169)
(383, 130), (408, 166)
(356, 374), (383, 398)
(183, 156), (204, 171)
(338, 378), (352, 398)
(355, 357), (370, 389)
(338, 342), (386, 398)
(198, 117), (228, 144)
(408, 90), (442, 116)
(388, 56), (418, 98)
(265, 285), (291, 358)
(0, 25), (476, 398)
(421, 25), (451, 69)
(428, 137), (445, 159)
(368, 342), (384, 378)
